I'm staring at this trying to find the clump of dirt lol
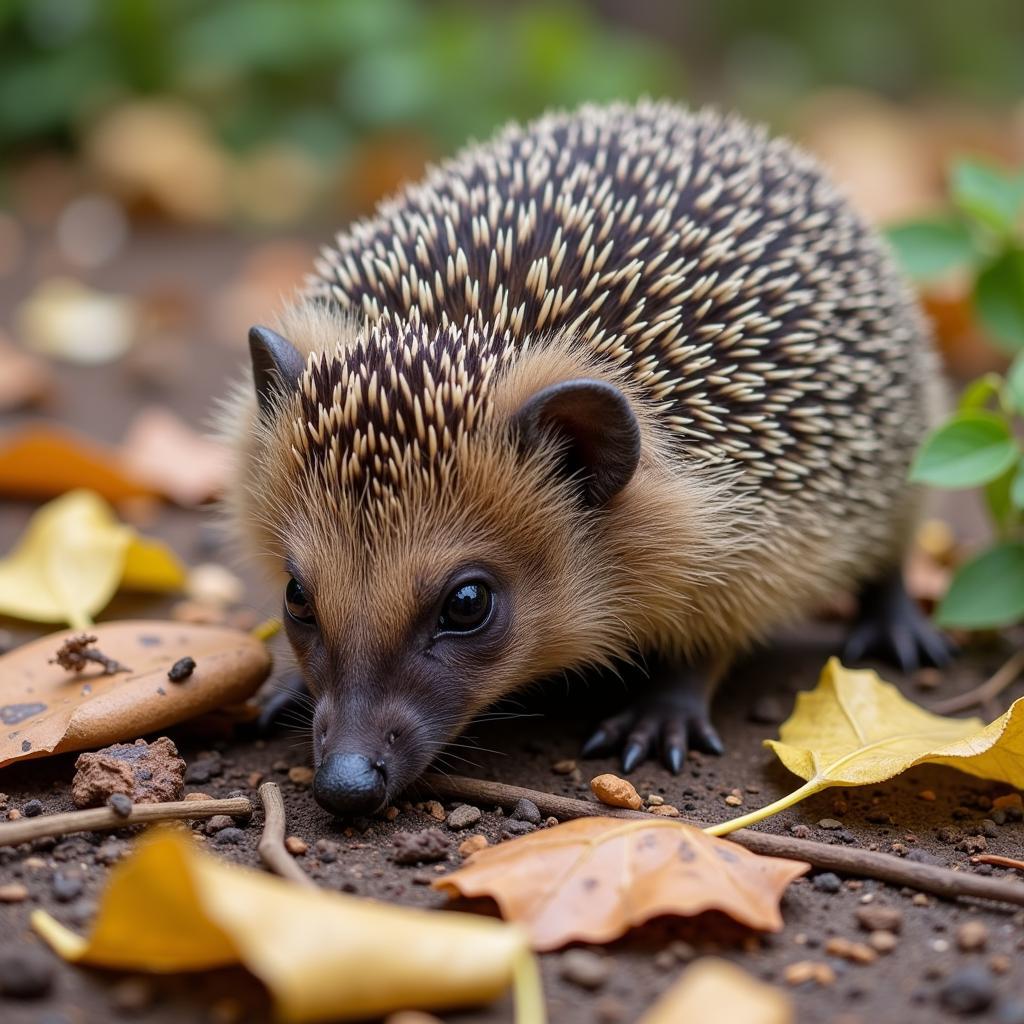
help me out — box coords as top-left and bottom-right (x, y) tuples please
(50, 634), (128, 675)
(391, 828), (451, 865)
(72, 736), (186, 807)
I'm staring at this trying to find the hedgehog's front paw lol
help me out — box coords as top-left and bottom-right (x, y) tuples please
(845, 571), (956, 673)
(581, 690), (724, 776)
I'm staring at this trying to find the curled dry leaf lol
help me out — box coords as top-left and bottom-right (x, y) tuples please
(0, 426), (158, 503)
(33, 832), (540, 1024)
(0, 409), (228, 507)
(639, 958), (793, 1024)
(434, 817), (808, 951)
(0, 620), (271, 768)
(707, 658), (1024, 837)
(0, 490), (184, 628)
(0, 335), (52, 412)
(119, 406), (231, 506)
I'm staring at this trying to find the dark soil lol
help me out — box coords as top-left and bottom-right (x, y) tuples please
(1, 229), (1022, 1024)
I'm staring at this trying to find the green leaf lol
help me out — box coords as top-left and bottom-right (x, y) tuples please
(886, 219), (977, 282)
(986, 466), (1016, 532)
(975, 249), (1024, 353)
(958, 372), (1004, 412)
(951, 159), (1024, 235)
(937, 541), (1024, 628)
(1007, 354), (1024, 412)
(1012, 463), (1024, 511)
(910, 411), (1018, 488)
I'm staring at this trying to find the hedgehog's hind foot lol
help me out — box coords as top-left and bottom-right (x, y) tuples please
(257, 671), (312, 734)
(581, 662), (724, 775)
(844, 571), (956, 673)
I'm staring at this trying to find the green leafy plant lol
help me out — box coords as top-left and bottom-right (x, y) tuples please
(895, 158), (1024, 628)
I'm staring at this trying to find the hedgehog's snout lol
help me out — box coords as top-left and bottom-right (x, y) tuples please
(313, 752), (387, 817)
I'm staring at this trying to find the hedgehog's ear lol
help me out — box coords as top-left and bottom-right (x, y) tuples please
(248, 326), (305, 418)
(512, 379), (641, 506)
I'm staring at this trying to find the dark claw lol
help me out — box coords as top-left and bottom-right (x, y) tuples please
(688, 717), (724, 756)
(621, 738), (649, 774)
(845, 572), (955, 672)
(663, 738), (686, 775)
(580, 728), (612, 759)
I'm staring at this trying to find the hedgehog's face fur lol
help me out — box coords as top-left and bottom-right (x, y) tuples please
(236, 308), (646, 816)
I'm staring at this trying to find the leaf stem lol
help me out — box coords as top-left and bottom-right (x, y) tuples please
(702, 780), (824, 837)
(513, 948), (546, 1024)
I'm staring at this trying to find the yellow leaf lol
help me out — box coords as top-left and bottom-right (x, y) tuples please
(639, 958), (793, 1024)
(434, 817), (808, 951)
(707, 658), (1024, 836)
(34, 832), (542, 1024)
(0, 490), (185, 628)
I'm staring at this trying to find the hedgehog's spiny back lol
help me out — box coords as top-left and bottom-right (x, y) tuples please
(308, 101), (934, 520)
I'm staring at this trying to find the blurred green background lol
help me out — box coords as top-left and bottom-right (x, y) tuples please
(1, 0), (1023, 379)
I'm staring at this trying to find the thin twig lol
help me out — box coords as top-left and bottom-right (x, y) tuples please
(973, 854), (1024, 872)
(416, 773), (1024, 909)
(0, 797), (252, 848)
(930, 648), (1024, 715)
(257, 781), (314, 888)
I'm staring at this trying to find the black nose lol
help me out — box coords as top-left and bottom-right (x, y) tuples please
(313, 753), (387, 816)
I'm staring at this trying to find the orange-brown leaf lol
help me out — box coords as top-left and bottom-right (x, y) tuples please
(433, 817), (808, 951)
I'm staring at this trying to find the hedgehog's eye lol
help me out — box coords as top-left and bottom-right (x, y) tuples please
(437, 581), (492, 635)
(285, 577), (316, 626)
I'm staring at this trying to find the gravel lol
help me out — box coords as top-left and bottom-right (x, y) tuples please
(0, 948), (55, 999)
(446, 804), (482, 830)
(559, 950), (611, 990)
(391, 829), (450, 865)
(511, 798), (542, 824)
(812, 872), (842, 893)
(940, 966), (996, 1015)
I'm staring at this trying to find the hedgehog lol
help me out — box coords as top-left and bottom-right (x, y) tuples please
(225, 100), (950, 817)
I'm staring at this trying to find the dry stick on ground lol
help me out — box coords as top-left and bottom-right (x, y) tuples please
(418, 773), (1024, 909)
(257, 781), (315, 888)
(930, 648), (1024, 715)
(0, 797), (252, 848)
(974, 854), (1024, 872)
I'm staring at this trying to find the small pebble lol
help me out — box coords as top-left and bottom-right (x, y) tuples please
(167, 656), (196, 682)
(825, 936), (876, 964)
(940, 966), (995, 1015)
(22, 799), (43, 817)
(957, 920), (989, 952)
(212, 827), (246, 846)
(52, 870), (84, 903)
(288, 766), (314, 786)
(422, 800), (446, 821)
(724, 794), (743, 807)
(284, 836), (308, 856)
(812, 872), (842, 894)
(106, 793), (133, 818)
(458, 835), (488, 857)
(912, 893), (930, 906)
(446, 804), (482, 830)
(856, 905), (903, 933)
(110, 976), (154, 1012)
(817, 818), (842, 830)
(918, 790), (936, 802)
(511, 798), (541, 824)
(314, 839), (340, 863)
(783, 960), (835, 987)
(0, 948), (55, 998)
(590, 774), (643, 810)
(205, 814), (235, 834)
(559, 949), (610, 990)
(869, 930), (897, 954)
(0, 882), (29, 902)
(552, 759), (577, 775)
(96, 840), (127, 865)
(646, 794), (664, 807)
(649, 805), (680, 817)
